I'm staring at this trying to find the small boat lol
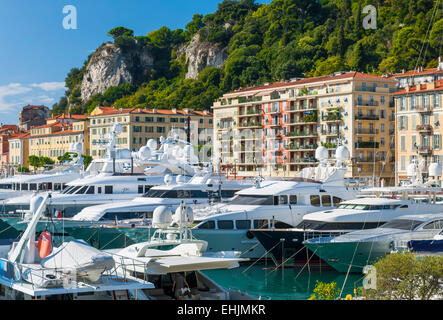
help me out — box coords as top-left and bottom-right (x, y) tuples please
(0, 193), (154, 300)
(106, 202), (253, 300)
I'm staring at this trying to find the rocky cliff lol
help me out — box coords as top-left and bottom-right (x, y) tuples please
(181, 34), (228, 80)
(80, 42), (154, 102)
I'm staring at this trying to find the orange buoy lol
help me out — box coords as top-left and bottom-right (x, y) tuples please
(37, 231), (52, 259)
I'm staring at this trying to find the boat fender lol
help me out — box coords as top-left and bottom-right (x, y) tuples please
(37, 231), (53, 259)
(246, 231), (254, 239)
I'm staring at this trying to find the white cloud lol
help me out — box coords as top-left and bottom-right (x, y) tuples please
(31, 82), (66, 91)
(0, 83), (32, 113)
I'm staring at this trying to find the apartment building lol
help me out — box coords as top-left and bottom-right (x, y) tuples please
(213, 71), (397, 185)
(0, 125), (20, 174)
(89, 106), (213, 158)
(28, 118), (89, 162)
(19, 105), (50, 131)
(394, 78), (443, 185)
(8, 132), (30, 173)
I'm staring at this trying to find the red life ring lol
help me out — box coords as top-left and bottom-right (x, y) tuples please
(37, 231), (53, 259)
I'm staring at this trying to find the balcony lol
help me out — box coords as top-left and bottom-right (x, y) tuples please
(286, 130), (317, 137)
(287, 143), (318, 151)
(238, 120), (262, 128)
(355, 142), (379, 149)
(321, 114), (342, 121)
(321, 130), (340, 136)
(355, 156), (384, 163)
(355, 115), (379, 121)
(418, 146), (432, 154)
(416, 124), (432, 132)
(416, 105), (433, 113)
(355, 100), (379, 107)
(355, 129), (379, 135)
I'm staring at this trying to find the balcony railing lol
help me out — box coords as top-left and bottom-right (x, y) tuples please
(416, 124), (432, 132)
(355, 141), (380, 148)
(355, 115), (379, 120)
(418, 146), (432, 154)
(355, 100), (379, 107)
(355, 129), (379, 135)
(322, 114), (342, 121)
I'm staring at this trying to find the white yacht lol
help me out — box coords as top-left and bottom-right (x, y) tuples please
(250, 160), (443, 263)
(190, 146), (360, 259)
(304, 213), (443, 273)
(70, 170), (253, 223)
(0, 147), (86, 200)
(0, 124), (199, 219)
(106, 203), (252, 300)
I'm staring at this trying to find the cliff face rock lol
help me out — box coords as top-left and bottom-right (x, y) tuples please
(80, 42), (153, 102)
(182, 34), (228, 80)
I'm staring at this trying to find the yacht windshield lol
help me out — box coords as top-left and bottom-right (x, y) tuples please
(143, 189), (209, 199)
(380, 219), (423, 230)
(295, 220), (384, 230)
(337, 204), (400, 210)
(230, 195), (274, 205)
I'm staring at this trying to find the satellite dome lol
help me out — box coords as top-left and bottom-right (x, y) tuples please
(138, 146), (152, 160)
(429, 163), (442, 177)
(164, 174), (173, 185)
(315, 146), (328, 161)
(335, 146), (349, 161)
(147, 139), (158, 151)
(152, 206), (172, 229)
(173, 205), (194, 227)
(113, 123), (122, 135)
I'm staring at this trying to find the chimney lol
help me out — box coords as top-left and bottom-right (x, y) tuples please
(438, 56), (443, 71)
(172, 108), (177, 114)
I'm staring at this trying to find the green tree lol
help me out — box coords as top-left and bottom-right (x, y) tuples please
(28, 155), (41, 170)
(359, 252), (443, 300)
(107, 27), (134, 40)
(83, 155), (93, 169)
(17, 166), (30, 173)
(308, 281), (340, 300)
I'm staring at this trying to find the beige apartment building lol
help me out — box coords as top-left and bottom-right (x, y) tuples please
(28, 118), (89, 163)
(212, 71), (397, 185)
(89, 106), (213, 158)
(394, 77), (443, 185)
(8, 132), (30, 173)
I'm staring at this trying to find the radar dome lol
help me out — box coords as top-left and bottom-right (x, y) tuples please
(159, 136), (165, 143)
(113, 123), (122, 135)
(164, 174), (173, 185)
(173, 205), (194, 227)
(152, 206), (172, 229)
(429, 163), (442, 177)
(335, 146), (349, 161)
(138, 146), (152, 160)
(146, 139), (157, 150)
(315, 146), (328, 161)
(74, 142), (83, 154)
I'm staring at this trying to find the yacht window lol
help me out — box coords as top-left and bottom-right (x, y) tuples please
(144, 185), (152, 193)
(76, 186), (88, 194)
(230, 195), (274, 205)
(278, 195), (288, 205)
(38, 184), (44, 191)
(254, 219), (269, 229)
(296, 220), (383, 231)
(235, 220), (251, 229)
(198, 220), (215, 229)
(47, 183), (52, 190)
(422, 220), (443, 230)
(177, 190), (191, 198)
(105, 186), (113, 194)
(382, 205), (391, 209)
(138, 185), (144, 194)
(289, 195), (297, 204)
(380, 219), (422, 230)
(333, 197), (341, 206)
(67, 186), (81, 194)
(353, 204), (369, 210)
(54, 183), (61, 191)
(400, 205), (408, 209)
(190, 190), (208, 198)
(322, 195), (331, 207)
(100, 212), (148, 221)
(310, 195), (320, 207)
(62, 186), (73, 194)
(274, 221), (293, 229)
(221, 190), (238, 198)
(217, 220), (234, 230)
(21, 184), (28, 191)
(86, 186), (94, 194)
(98, 187), (102, 194)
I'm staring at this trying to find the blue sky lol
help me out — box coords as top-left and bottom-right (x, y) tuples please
(0, 0), (270, 125)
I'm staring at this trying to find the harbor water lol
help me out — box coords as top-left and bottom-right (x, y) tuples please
(202, 264), (363, 300)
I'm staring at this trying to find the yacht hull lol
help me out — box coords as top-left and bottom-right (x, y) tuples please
(303, 240), (392, 273)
